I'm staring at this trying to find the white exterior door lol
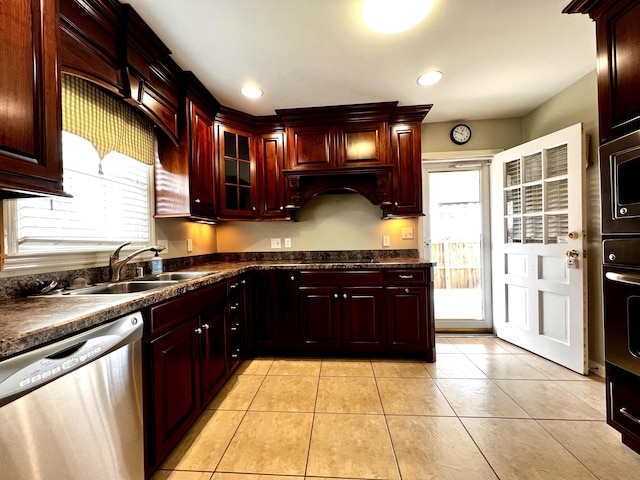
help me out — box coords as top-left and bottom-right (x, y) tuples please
(490, 123), (588, 374)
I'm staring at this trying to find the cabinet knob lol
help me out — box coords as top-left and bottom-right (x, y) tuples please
(252, 206), (257, 211)
(194, 198), (201, 204)
(202, 323), (210, 330)
(241, 279), (246, 285)
(608, 253), (616, 261)
(230, 303), (239, 311)
(230, 283), (238, 289)
(343, 293), (347, 299)
(334, 293), (339, 298)
(405, 288), (410, 293)
(194, 327), (203, 335)
(230, 323), (240, 332)
(280, 206), (284, 211)
(291, 275), (295, 281)
(394, 201), (399, 207)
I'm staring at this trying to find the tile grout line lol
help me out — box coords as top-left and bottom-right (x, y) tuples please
(301, 357), (323, 478)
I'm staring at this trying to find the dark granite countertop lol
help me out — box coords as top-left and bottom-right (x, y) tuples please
(0, 258), (435, 360)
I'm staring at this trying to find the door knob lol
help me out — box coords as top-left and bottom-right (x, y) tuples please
(565, 249), (579, 258)
(568, 231), (579, 239)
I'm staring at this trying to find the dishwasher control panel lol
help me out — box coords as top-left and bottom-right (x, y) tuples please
(0, 312), (142, 407)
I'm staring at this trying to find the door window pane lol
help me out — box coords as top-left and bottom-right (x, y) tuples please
(524, 152), (542, 183)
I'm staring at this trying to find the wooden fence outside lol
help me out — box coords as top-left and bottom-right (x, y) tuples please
(431, 241), (481, 289)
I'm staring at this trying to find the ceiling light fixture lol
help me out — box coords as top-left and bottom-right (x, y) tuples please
(241, 85), (263, 99)
(417, 70), (443, 86)
(363, 0), (434, 34)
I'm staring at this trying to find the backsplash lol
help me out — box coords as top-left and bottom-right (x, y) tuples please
(0, 250), (419, 301)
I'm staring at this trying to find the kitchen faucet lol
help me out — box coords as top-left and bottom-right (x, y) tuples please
(109, 242), (165, 282)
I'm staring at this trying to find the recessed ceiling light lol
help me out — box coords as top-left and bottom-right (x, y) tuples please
(241, 85), (263, 99)
(417, 70), (443, 86)
(363, 0), (434, 34)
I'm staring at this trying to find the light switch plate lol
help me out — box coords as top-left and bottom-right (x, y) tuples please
(271, 238), (282, 249)
(284, 238), (292, 248)
(187, 238), (193, 252)
(382, 235), (391, 247)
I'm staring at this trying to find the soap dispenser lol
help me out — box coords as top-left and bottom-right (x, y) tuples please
(151, 251), (163, 274)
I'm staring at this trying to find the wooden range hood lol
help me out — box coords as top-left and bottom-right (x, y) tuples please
(282, 165), (394, 209)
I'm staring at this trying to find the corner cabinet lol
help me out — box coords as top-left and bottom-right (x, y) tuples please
(156, 72), (220, 221)
(0, 0), (65, 198)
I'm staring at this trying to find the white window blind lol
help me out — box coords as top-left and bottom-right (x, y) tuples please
(7, 131), (151, 255)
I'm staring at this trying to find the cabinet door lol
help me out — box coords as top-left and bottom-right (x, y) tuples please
(200, 303), (227, 406)
(595, 1), (640, 142)
(386, 286), (428, 353)
(338, 122), (388, 168)
(388, 123), (423, 216)
(286, 126), (333, 169)
(218, 125), (257, 217)
(298, 286), (341, 351)
(257, 132), (288, 218)
(151, 317), (201, 463)
(342, 286), (386, 353)
(0, 0), (63, 197)
(190, 102), (216, 217)
(252, 270), (281, 353)
(59, 0), (124, 96)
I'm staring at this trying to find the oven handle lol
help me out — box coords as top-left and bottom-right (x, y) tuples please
(620, 407), (640, 425)
(605, 272), (640, 287)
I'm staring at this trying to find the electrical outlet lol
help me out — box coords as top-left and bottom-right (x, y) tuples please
(271, 238), (282, 249)
(157, 239), (169, 255)
(284, 238), (292, 248)
(382, 235), (391, 247)
(402, 228), (414, 240)
(187, 238), (193, 252)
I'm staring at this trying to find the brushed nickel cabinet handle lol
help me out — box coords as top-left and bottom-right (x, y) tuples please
(620, 407), (640, 424)
(399, 274), (414, 279)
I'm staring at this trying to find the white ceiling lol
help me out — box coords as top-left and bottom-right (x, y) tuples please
(125, 0), (596, 123)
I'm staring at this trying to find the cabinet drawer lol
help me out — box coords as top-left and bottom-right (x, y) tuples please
(149, 282), (227, 336)
(299, 270), (383, 286)
(386, 269), (426, 285)
(609, 365), (640, 440)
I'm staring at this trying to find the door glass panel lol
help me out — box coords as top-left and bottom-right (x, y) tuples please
(546, 144), (568, 178)
(239, 160), (251, 186)
(546, 214), (569, 244)
(506, 188), (521, 214)
(238, 135), (250, 160)
(524, 184), (543, 212)
(505, 159), (521, 186)
(225, 186), (238, 210)
(546, 179), (568, 211)
(239, 187), (251, 210)
(506, 217), (522, 243)
(524, 152), (542, 183)
(225, 159), (237, 184)
(429, 170), (483, 321)
(224, 131), (236, 158)
(525, 215), (543, 243)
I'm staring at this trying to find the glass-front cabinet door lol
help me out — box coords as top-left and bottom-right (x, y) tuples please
(218, 125), (256, 218)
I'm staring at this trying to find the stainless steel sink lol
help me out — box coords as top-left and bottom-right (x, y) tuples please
(63, 280), (178, 295)
(137, 271), (217, 281)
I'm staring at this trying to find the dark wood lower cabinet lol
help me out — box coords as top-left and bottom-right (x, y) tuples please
(145, 281), (230, 474)
(342, 287), (386, 352)
(298, 286), (342, 351)
(607, 362), (640, 454)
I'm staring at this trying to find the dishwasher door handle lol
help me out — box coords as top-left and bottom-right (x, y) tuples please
(0, 312), (143, 407)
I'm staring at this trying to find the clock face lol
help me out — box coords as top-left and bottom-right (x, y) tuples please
(451, 124), (471, 145)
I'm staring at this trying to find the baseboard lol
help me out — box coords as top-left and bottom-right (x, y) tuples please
(588, 359), (606, 378)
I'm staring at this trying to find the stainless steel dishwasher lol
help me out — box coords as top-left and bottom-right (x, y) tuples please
(0, 311), (144, 479)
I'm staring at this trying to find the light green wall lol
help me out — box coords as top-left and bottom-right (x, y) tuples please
(421, 117), (523, 153)
(154, 218), (217, 258)
(216, 194), (419, 252)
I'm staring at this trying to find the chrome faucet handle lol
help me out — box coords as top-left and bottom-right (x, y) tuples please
(111, 242), (132, 261)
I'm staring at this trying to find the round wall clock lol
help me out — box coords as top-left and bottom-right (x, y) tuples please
(450, 124), (472, 145)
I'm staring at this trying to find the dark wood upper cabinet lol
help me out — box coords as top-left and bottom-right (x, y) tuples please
(59, 0), (125, 96)
(156, 72), (220, 221)
(565, 0), (640, 143)
(0, 0), (65, 198)
(278, 103), (396, 171)
(215, 107), (258, 219)
(122, 5), (181, 144)
(385, 106), (431, 217)
(256, 117), (290, 220)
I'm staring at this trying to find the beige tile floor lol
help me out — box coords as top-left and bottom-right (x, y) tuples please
(152, 336), (640, 480)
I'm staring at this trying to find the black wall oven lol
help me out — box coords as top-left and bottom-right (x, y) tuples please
(603, 239), (640, 377)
